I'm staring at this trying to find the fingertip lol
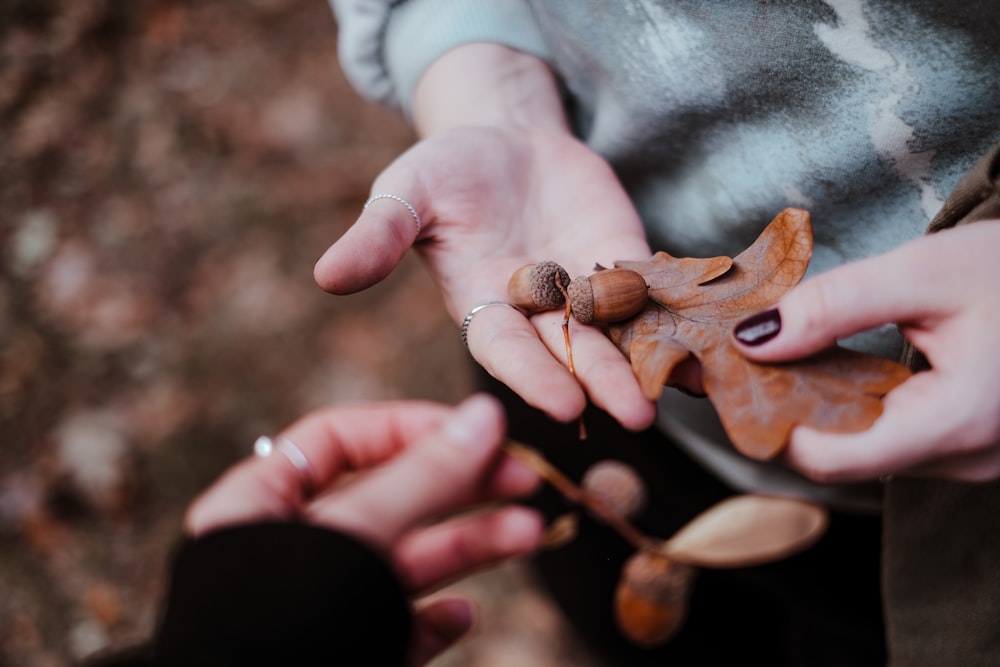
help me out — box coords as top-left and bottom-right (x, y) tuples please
(731, 305), (831, 362)
(469, 312), (592, 425)
(576, 356), (657, 432)
(542, 395), (589, 424)
(618, 398), (658, 432)
(311, 249), (342, 293)
(464, 392), (507, 423)
(313, 237), (396, 295)
(496, 506), (546, 552)
(313, 208), (414, 294)
(501, 367), (588, 425)
(525, 366), (590, 423)
(495, 368), (590, 426)
(312, 246), (365, 295)
(733, 308), (783, 348)
(442, 393), (507, 452)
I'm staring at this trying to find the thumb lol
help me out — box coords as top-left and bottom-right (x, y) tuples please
(314, 189), (425, 295)
(305, 394), (507, 545)
(731, 253), (923, 362)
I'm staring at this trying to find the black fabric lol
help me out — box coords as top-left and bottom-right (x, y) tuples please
(484, 372), (886, 667)
(883, 478), (1000, 666)
(87, 523), (412, 667)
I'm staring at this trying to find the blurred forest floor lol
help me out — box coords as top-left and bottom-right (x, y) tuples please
(0, 1), (600, 665)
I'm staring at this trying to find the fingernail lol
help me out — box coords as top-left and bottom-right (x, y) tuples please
(733, 308), (781, 346)
(444, 395), (500, 449)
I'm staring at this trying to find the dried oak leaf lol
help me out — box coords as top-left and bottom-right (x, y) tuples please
(607, 208), (912, 460)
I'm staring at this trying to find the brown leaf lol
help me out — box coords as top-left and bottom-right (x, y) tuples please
(608, 209), (912, 460)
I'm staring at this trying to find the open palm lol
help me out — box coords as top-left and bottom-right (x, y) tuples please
(315, 125), (656, 430)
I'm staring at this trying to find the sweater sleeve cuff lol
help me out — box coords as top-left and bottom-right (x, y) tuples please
(333, 0), (550, 115)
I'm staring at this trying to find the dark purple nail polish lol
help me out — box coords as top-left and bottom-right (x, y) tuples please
(734, 308), (781, 346)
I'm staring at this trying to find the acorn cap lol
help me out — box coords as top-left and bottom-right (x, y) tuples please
(622, 552), (697, 603)
(567, 276), (595, 324)
(615, 552), (696, 647)
(508, 261), (570, 312)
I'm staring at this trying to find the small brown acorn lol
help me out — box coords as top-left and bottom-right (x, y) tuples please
(507, 261), (571, 313)
(503, 441), (832, 649)
(582, 460), (647, 519)
(568, 268), (648, 324)
(615, 552), (697, 647)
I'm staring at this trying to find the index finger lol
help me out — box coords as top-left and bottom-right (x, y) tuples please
(737, 238), (943, 362)
(279, 400), (455, 489)
(464, 304), (589, 423)
(184, 401), (453, 536)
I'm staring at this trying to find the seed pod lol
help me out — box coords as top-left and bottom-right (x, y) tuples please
(615, 552), (696, 647)
(582, 460), (646, 519)
(567, 268), (648, 324)
(507, 261), (571, 313)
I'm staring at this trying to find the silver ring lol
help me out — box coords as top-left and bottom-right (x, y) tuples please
(363, 193), (421, 235)
(461, 301), (520, 349)
(255, 435), (316, 497)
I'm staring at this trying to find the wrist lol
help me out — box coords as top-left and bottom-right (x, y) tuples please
(413, 43), (569, 136)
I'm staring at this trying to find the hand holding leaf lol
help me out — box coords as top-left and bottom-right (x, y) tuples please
(607, 208), (911, 460)
(509, 209), (912, 460)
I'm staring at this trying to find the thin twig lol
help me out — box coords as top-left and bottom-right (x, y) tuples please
(554, 274), (587, 440)
(504, 441), (659, 553)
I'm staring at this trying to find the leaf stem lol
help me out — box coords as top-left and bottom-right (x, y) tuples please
(504, 441), (659, 553)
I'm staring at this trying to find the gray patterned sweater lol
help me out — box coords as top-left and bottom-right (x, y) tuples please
(329, 0), (1000, 510)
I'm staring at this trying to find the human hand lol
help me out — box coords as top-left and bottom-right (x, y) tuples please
(314, 125), (656, 431)
(733, 221), (1000, 483)
(185, 394), (543, 666)
(315, 43), (655, 432)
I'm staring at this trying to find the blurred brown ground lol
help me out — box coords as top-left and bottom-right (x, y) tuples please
(0, 1), (601, 665)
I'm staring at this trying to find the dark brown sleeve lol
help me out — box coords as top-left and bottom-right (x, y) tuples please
(885, 141), (1000, 667)
(927, 142), (1000, 233)
(901, 142), (1000, 370)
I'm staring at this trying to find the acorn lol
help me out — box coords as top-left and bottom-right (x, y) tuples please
(567, 268), (648, 324)
(507, 261), (571, 313)
(614, 551), (696, 647)
(582, 460), (647, 520)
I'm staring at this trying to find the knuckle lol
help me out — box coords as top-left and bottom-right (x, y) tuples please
(940, 387), (1000, 456)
